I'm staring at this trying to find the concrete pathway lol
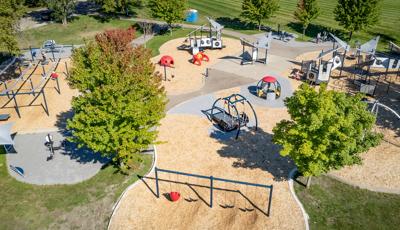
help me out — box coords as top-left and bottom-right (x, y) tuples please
(7, 131), (109, 185)
(167, 69), (256, 110)
(131, 34), (154, 47)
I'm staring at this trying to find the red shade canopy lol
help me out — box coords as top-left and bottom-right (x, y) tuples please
(262, 76), (277, 83)
(160, 55), (174, 67)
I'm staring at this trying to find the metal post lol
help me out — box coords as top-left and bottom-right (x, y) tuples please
(267, 185), (273, 217)
(51, 48), (55, 61)
(210, 176), (214, 208)
(29, 79), (35, 96)
(41, 64), (46, 76)
(155, 167), (160, 198)
(42, 89), (49, 116)
(65, 61), (69, 77)
(29, 46), (34, 61)
(4, 83), (10, 99)
(339, 49), (347, 77)
(12, 91), (21, 118)
(55, 77), (61, 94)
(163, 65), (167, 81)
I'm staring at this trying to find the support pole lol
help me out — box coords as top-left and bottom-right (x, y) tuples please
(55, 77), (61, 94)
(267, 185), (273, 217)
(65, 61), (69, 77)
(12, 91), (21, 118)
(51, 48), (55, 61)
(29, 79), (35, 96)
(339, 49), (347, 77)
(41, 64), (46, 76)
(42, 89), (49, 116)
(155, 167), (160, 198)
(4, 83), (10, 99)
(210, 176), (214, 208)
(163, 65), (167, 81)
(29, 46), (34, 61)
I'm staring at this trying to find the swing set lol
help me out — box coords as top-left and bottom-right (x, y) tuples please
(154, 167), (274, 216)
(202, 94), (258, 139)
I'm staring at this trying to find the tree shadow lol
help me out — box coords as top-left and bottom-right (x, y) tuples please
(214, 127), (294, 181)
(26, 9), (54, 23)
(88, 14), (114, 23)
(287, 22), (346, 40)
(74, 1), (101, 15)
(54, 109), (110, 165)
(216, 17), (257, 31)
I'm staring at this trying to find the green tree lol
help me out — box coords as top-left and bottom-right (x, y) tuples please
(46, 0), (76, 25)
(273, 84), (382, 187)
(241, 0), (280, 31)
(24, 0), (46, 7)
(294, 0), (320, 38)
(334, 0), (381, 40)
(0, 0), (25, 55)
(94, 0), (133, 15)
(68, 28), (167, 171)
(148, 0), (187, 34)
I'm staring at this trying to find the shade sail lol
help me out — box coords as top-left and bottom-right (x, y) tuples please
(0, 122), (14, 145)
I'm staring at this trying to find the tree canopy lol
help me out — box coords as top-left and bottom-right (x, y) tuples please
(241, 0), (280, 30)
(148, 0), (187, 33)
(294, 0), (320, 37)
(334, 0), (381, 40)
(68, 28), (167, 171)
(0, 0), (25, 55)
(94, 0), (134, 15)
(46, 0), (76, 25)
(273, 84), (382, 177)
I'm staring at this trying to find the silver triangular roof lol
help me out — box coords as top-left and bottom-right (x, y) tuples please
(206, 17), (224, 31)
(329, 33), (350, 51)
(0, 122), (14, 145)
(359, 36), (380, 54)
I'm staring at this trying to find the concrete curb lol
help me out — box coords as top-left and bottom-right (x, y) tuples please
(107, 145), (158, 230)
(288, 168), (309, 230)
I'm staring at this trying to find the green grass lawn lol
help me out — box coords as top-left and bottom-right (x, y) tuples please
(0, 150), (152, 229)
(134, 0), (399, 51)
(146, 28), (238, 57)
(294, 175), (400, 230)
(146, 29), (192, 56)
(18, 15), (142, 49)
(190, 0), (399, 48)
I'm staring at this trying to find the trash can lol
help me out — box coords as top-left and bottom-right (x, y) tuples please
(186, 9), (198, 23)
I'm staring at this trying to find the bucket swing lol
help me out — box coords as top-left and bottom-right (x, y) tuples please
(169, 174), (181, 202)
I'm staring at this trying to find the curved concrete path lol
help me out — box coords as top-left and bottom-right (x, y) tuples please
(7, 131), (109, 185)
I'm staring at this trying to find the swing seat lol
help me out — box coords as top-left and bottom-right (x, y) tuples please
(211, 111), (240, 132)
(50, 72), (59, 80)
(210, 110), (250, 132)
(169, 191), (181, 202)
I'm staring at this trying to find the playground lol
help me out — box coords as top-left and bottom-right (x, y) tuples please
(1, 10), (399, 228)
(109, 26), (400, 229)
(0, 42), (111, 187)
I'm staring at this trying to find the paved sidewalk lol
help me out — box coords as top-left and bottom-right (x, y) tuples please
(131, 34), (154, 47)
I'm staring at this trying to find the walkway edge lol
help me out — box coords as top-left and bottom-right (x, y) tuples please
(288, 168), (310, 230)
(107, 145), (158, 230)
(327, 173), (400, 195)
